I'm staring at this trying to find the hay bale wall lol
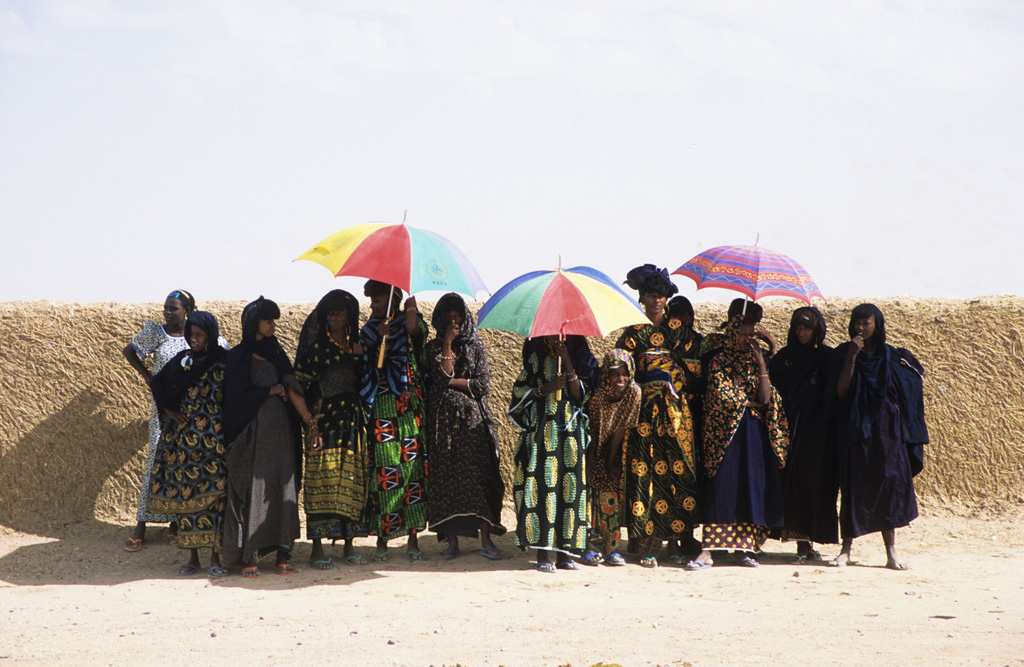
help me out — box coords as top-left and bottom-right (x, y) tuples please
(2, 297), (1022, 533)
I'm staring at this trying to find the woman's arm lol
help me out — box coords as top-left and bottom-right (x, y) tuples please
(836, 336), (864, 400)
(123, 344), (153, 385)
(751, 342), (771, 405)
(284, 382), (323, 450)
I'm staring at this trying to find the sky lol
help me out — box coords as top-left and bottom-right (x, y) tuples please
(2, 1), (1022, 306)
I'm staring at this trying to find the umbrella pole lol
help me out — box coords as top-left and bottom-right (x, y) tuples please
(555, 331), (563, 402)
(377, 288), (395, 369)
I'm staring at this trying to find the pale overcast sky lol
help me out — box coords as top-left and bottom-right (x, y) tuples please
(2, 1), (1022, 304)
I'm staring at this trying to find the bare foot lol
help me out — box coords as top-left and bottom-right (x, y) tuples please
(828, 552), (852, 567)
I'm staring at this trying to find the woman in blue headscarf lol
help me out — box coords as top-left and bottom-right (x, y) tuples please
(830, 303), (927, 570)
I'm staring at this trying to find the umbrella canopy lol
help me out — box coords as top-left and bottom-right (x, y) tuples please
(673, 244), (824, 304)
(295, 222), (487, 297)
(477, 265), (647, 338)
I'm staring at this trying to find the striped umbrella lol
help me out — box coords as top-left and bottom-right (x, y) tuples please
(673, 244), (824, 304)
(295, 221), (487, 298)
(477, 265), (647, 338)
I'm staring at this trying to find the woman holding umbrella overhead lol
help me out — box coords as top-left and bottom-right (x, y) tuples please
(617, 265), (703, 568)
(360, 280), (429, 562)
(510, 335), (597, 572)
(424, 293), (507, 561)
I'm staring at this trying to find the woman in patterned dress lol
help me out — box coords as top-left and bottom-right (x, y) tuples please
(617, 265), (702, 568)
(222, 297), (321, 577)
(295, 290), (368, 568)
(424, 293), (507, 561)
(510, 335), (596, 573)
(687, 311), (789, 570)
(584, 349), (642, 566)
(359, 280), (429, 563)
(148, 311), (229, 576)
(121, 289), (195, 551)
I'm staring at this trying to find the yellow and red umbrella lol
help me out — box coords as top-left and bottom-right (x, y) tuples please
(296, 221), (487, 298)
(477, 265), (647, 338)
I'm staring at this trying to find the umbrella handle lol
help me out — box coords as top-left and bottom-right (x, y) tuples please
(554, 333), (563, 402)
(376, 289), (395, 369)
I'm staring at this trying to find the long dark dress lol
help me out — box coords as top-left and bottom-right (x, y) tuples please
(701, 317), (789, 553)
(616, 318), (702, 550)
(833, 342), (921, 538)
(222, 358), (302, 565)
(423, 306), (505, 538)
(769, 335), (839, 545)
(510, 347), (593, 557)
(295, 336), (367, 540)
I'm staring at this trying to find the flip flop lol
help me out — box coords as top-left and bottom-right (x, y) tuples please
(372, 551), (390, 564)
(556, 560), (579, 570)
(206, 565), (229, 578)
(344, 555), (367, 566)
(667, 554), (687, 567)
(478, 547), (502, 560)
(534, 561), (556, 573)
(604, 552), (627, 566)
(177, 563), (197, 576)
(438, 550), (459, 561)
(242, 565), (261, 578)
(581, 550), (604, 566)
(684, 560), (712, 571)
(312, 559), (336, 570)
(639, 556), (658, 569)
(738, 556), (759, 568)
(123, 538), (142, 552)
(275, 563), (298, 575)
(407, 550), (427, 562)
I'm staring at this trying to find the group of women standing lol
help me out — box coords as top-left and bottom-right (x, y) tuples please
(511, 264), (928, 573)
(123, 270), (928, 577)
(123, 285), (506, 577)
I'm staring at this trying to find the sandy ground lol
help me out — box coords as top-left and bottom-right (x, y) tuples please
(1, 507), (1022, 667)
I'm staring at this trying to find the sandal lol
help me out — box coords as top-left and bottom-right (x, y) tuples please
(177, 563), (197, 576)
(581, 550), (604, 566)
(604, 552), (626, 566)
(685, 560), (712, 571)
(407, 550), (427, 562)
(242, 565), (261, 579)
(372, 551), (390, 564)
(438, 549), (459, 561)
(275, 563), (298, 575)
(123, 538), (143, 552)
(478, 546), (502, 560)
(534, 561), (556, 573)
(556, 560), (579, 570)
(738, 556), (759, 568)
(639, 556), (658, 568)
(343, 555), (367, 566)
(312, 559), (336, 570)
(667, 554), (687, 567)
(206, 565), (229, 578)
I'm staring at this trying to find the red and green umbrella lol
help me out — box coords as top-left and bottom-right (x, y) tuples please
(477, 265), (647, 338)
(673, 244), (824, 304)
(296, 221), (487, 298)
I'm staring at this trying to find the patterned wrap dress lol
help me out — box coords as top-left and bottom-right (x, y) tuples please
(360, 313), (429, 542)
(424, 298), (506, 537)
(131, 320), (188, 523)
(148, 359), (228, 551)
(586, 350), (641, 555)
(702, 316), (790, 553)
(510, 348), (591, 557)
(295, 334), (368, 540)
(616, 317), (702, 551)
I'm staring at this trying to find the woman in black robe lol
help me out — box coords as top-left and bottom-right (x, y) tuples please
(830, 303), (927, 570)
(768, 307), (838, 562)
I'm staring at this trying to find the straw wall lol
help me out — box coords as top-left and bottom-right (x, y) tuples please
(1, 297), (1022, 534)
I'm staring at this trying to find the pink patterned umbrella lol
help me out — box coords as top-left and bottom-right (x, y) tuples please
(673, 244), (824, 304)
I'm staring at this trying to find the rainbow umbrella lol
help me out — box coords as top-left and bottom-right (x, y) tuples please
(295, 222), (487, 298)
(477, 265), (647, 338)
(673, 244), (824, 304)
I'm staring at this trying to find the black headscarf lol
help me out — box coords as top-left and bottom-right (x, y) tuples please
(521, 334), (599, 386)
(667, 295), (694, 323)
(769, 306), (831, 424)
(624, 264), (678, 298)
(296, 289), (360, 368)
(151, 311), (225, 411)
(834, 303), (889, 445)
(430, 292), (479, 351)
(223, 296), (296, 444)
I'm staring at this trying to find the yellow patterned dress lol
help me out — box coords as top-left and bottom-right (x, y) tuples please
(510, 350), (590, 556)
(616, 318), (701, 551)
